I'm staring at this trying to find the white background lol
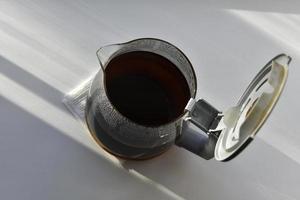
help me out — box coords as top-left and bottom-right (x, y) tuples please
(0, 1), (300, 199)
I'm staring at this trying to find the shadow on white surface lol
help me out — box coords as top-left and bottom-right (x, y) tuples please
(0, 1), (300, 200)
(0, 56), (68, 113)
(123, 139), (300, 200)
(0, 95), (177, 200)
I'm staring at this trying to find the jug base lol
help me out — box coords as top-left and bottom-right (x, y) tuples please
(63, 75), (172, 160)
(85, 108), (173, 160)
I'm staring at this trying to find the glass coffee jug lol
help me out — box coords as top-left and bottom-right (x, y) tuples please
(85, 38), (290, 161)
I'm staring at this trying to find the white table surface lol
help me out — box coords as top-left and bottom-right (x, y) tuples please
(0, 1), (300, 199)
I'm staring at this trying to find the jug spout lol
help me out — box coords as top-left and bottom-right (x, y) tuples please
(96, 44), (121, 71)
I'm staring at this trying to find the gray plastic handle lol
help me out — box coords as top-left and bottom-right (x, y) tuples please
(175, 99), (221, 160)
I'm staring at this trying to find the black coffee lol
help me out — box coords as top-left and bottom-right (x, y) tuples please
(105, 51), (190, 126)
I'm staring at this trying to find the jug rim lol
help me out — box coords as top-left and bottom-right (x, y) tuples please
(99, 38), (198, 128)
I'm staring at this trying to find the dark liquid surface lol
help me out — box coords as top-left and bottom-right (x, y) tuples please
(105, 51), (191, 126)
